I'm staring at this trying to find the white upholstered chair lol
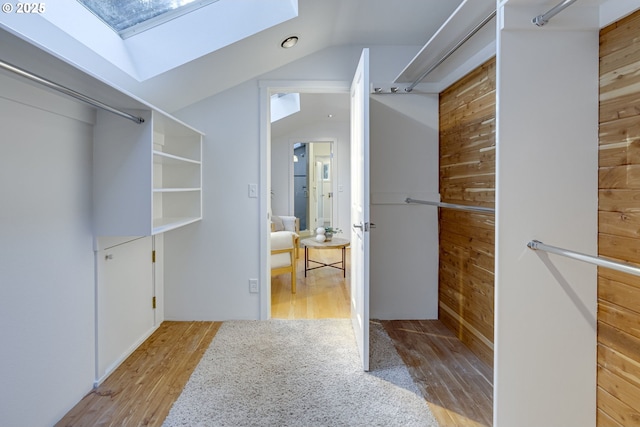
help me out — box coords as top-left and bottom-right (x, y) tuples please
(270, 230), (297, 293)
(271, 215), (300, 258)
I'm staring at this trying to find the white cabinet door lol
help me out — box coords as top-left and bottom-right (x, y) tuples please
(96, 237), (155, 383)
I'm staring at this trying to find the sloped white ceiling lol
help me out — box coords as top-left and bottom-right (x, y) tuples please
(0, 0), (464, 112)
(272, 93), (349, 138)
(109, 0), (465, 112)
(0, 0), (299, 81)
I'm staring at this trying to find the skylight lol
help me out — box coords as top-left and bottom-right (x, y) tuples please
(271, 93), (301, 123)
(1, 0), (298, 82)
(77, 0), (219, 38)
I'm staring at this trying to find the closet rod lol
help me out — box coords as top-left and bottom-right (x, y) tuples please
(532, 0), (578, 27)
(527, 240), (640, 278)
(405, 9), (496, 93)
(0, 59), (145, 124)
(405, 197), (495, 214)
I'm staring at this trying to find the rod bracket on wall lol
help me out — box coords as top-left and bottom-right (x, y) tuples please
(531, 0), (578, 27)
(527, 239), (640, 278)
(527, 240), (541, 250)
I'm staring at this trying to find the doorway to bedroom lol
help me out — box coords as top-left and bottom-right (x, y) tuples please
(268, 90), (350, 320)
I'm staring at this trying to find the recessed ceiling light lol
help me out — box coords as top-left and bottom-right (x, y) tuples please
(281, 36), (299, 49)
(327, 114), (333, 118)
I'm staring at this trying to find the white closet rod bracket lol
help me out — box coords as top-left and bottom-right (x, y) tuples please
(532, 0), (578, 27)
(527, 239), (640, 278)
(405, 197), (495, 214)
(0, 59), (145, 124)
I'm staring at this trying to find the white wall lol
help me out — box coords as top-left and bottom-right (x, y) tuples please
(0, 75), (96, 427)
(163, 79), (262, 320)
(369, 95), (440, 319)
(171, 45), (427, 320)
(494, 3), (599, 426)
(0, 69), (169, 426)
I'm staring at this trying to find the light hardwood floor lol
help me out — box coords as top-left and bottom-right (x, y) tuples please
(271, 246), (351, 319)
(56, 249), (492, 427)
(55, 321), (221, 427)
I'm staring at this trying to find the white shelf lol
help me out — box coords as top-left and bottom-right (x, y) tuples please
(94, 109), (204, 236)
(153, 150), (201, 165)
(153, 187), (201, 193)
(153, 216), (202, 235)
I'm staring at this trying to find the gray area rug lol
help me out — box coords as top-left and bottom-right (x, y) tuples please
(162, 319), (437, 427)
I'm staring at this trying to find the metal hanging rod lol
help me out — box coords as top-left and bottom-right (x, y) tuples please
(405, 197), (495, 214)
(0, 59), (145, 124)
(532, 0), (578, 27)
(405, 9), (496, 93)
(527, 240), (640, 278)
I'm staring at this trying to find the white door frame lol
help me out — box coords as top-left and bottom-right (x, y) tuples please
(259, 80), (350, 320)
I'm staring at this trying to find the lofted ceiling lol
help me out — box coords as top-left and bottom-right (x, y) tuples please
(108, 0), (465, 112)
(0, 0), (633, 115)
(0, 0), (464, 113)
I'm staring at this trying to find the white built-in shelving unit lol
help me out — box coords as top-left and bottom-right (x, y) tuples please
(94, 109), (203, 236)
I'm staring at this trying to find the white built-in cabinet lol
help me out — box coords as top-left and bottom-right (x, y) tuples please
(94, 109), (203, 236)
(92, 107), (200, 384)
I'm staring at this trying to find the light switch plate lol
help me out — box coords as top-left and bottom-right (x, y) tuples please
(248, 183), (258, 198)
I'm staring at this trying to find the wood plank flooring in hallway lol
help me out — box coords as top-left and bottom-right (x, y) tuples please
(56, 250), (492, 426)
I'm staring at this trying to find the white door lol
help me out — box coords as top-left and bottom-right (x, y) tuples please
(350, 49), (370, 371)
(98, 237), (155, 381)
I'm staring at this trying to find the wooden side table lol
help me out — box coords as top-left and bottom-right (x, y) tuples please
(301, 237), (350, 277)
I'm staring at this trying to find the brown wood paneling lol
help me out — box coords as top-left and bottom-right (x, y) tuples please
(599, 266), (640, 290)
(599, 276), (640, 313)
(599, 211), (640, 238)
(598, 344), (640, 395)
(599, 9), (640, 425)
(599, 301), (640, 342)
(600, 189), (640, 211)
(599, 233), (640, 264)
(439, 57), (496, 366)
(599, 116), (640, 147)
(598, 366), (640, 416)
(599, 165), (640, 189)
(597, 387), (640, 426)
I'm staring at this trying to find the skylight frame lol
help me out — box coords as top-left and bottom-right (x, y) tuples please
(77, 0), (220, 39)
(2, 0), (299, 83)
